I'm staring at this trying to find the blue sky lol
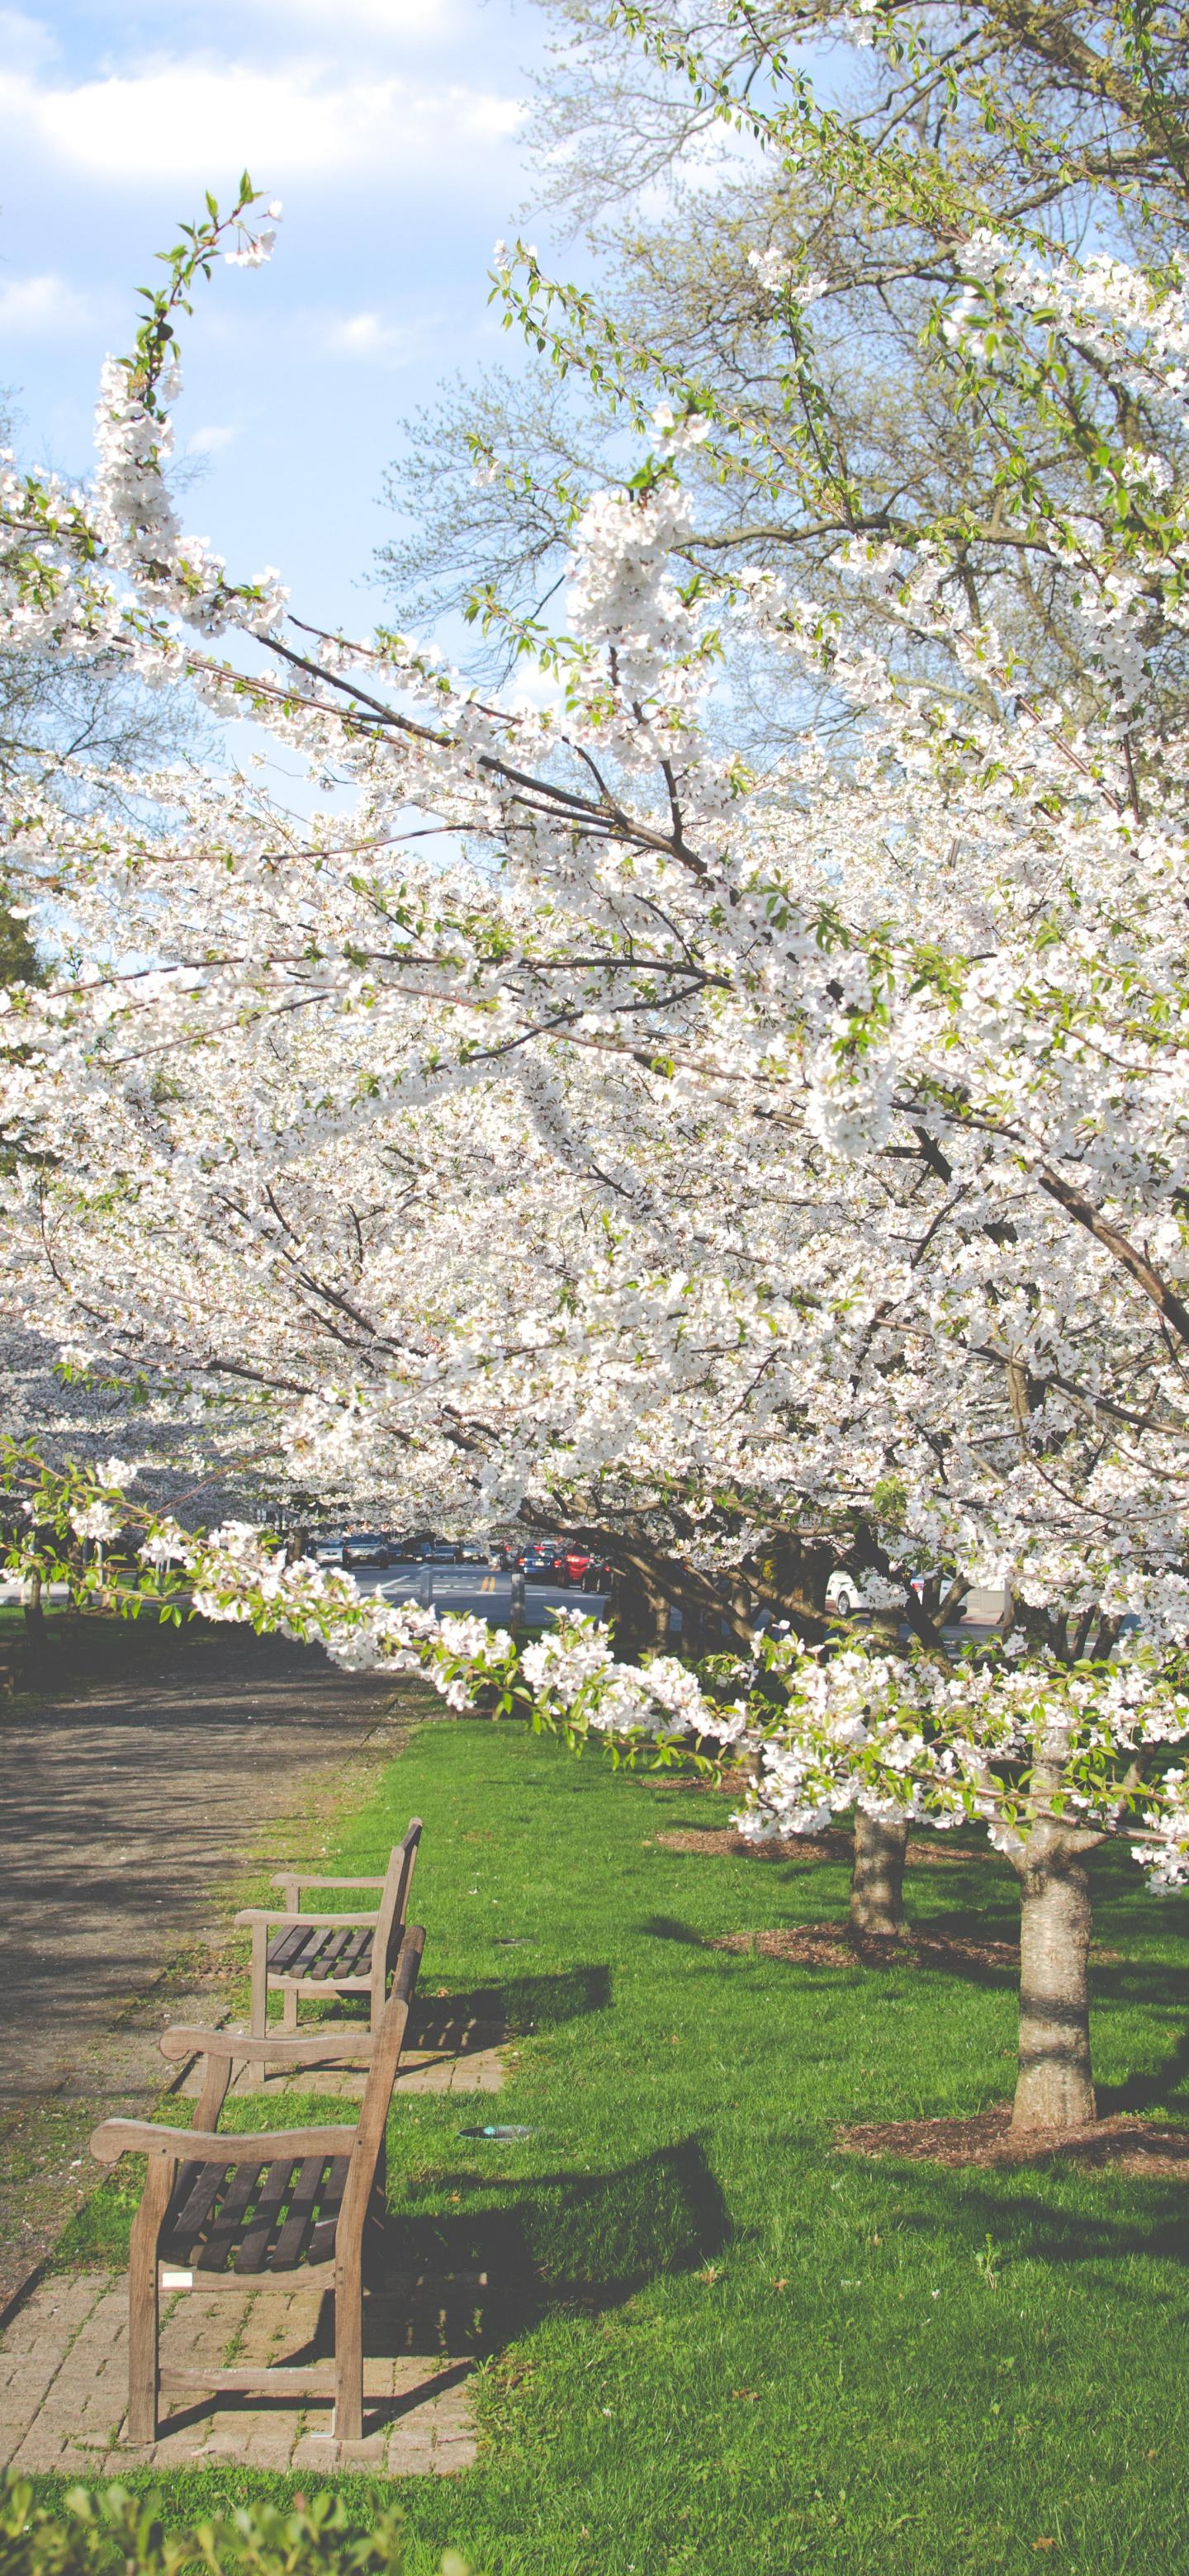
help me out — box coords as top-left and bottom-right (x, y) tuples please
(0, 0), (552, 632)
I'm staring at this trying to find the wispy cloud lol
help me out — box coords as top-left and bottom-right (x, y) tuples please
(0, 270), (97, 334)
(324, 310), (411, 363)
(0, 7), (58, 75)
(248, 0), (457, 34)
(187, 423), (239, 454)
(0, 59), (523, 187)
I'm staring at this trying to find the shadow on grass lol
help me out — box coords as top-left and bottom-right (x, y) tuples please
(650, 1895), (1189, 2047)
(847, 2153), (1189, 2274)
(642, 1914), (708, 1947)
(1097, 2016), (1189, 2116)
(247, 2133), (732, 2363)
(410, 1963), (613, 2044)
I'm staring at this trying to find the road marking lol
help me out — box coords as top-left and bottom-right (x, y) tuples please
(481, 1576), (495, 1592)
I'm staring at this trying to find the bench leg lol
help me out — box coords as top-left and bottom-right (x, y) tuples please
(282, 1982), (298, 2033)
(249, 1922), (269, 2086)
(126, 2157), (173, 2444)
(333, 2256), (363, 2443)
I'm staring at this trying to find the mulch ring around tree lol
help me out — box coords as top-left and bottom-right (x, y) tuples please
(709, 1922), (1023, 1972)
(835, 2105), (1189, 2174)
(710, 1925), (1122, 1975)
(655, 1825), (973, 1867)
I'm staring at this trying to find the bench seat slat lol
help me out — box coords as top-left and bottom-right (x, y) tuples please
(307, 2156), (352, 2268)
(310, 1929), (355, 1977)
(268, 1925), (318, 1972)
(197, 2157), (270, 2273)
(166, 2157), (227, 2251)
(268, 1927), (375, 1981)
(234, 2154), (300, 2275)
(270, 2154), (331, 2269)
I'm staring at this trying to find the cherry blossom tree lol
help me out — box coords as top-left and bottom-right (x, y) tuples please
(4, 185), (1189, 2124)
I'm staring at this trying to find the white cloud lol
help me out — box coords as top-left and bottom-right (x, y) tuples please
(187, 423), (239, 454)
(504, 661), (563, 715)
(0, 270), (97, 334)
(250, 0), (457, 31)
(0, 58), (523, 185)
(324, 310), (410, 362)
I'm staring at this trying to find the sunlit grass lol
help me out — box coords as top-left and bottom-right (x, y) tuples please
(40, 1717), (1189, 2573)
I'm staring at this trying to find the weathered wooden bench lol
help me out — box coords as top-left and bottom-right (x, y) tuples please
(235, 1818), (422, 2068)
(89, 1923), (425, 2446)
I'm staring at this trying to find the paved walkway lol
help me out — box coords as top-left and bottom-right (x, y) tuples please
(0, 2274), (476, 2474)
(0, 1627), (417, 2313)
(0, 1628), (504, 2473)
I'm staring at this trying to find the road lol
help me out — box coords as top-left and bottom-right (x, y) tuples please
(340, 1565), (1009, 1650)
(343, 1562), (611, 1631)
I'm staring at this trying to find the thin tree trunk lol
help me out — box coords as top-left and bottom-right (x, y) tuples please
(21, 1568), (45, 1642)
(1011, 1829), (1096, 2131)
(849, 1812), (907, 1937)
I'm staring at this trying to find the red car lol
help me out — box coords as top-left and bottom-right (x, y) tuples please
(561, 1547), (611, 1592)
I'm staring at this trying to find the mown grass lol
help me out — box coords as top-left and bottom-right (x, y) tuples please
(40, 1717), (1189, 2573)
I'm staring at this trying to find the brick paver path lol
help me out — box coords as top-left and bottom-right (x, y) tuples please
(0, 2273), (476, 2474)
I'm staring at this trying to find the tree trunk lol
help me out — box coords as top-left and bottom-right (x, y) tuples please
(849, 1811), (907, 1937)
(1011, 1830), (1096, 2131)
(21, 1567), (45, 1642)
(609, 1563), (670, 1660)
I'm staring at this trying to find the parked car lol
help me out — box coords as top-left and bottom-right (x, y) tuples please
(341, 1532), (391, 1568)
(826, 1570), (869, 1618)
(519, 1545), (564, 1584)
(556, 1545), (611, 1591)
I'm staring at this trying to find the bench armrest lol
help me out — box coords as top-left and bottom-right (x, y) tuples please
(159, 2025), (374, 2068)
(270, 1873), (386, 1891)
(90, 2118), (357, 2165)
(233, 1908), (380, 1930)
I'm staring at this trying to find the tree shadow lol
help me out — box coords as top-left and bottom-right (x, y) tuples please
(281, 2133), (732, 2362)
(641, 1914), (708, 1946)
(1097, 2016), (1189, 2115)
(402, 1965), (612, 2047)
(842, 2152), (1189, 2272)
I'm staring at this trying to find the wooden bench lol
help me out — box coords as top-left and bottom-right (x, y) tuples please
(235, 1818), (422, 2070)
(89, 1923), (425, 2446)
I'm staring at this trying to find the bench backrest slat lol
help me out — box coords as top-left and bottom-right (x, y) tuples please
(374, 1819), (423, 1986)
(339, 1924), (424, 2237)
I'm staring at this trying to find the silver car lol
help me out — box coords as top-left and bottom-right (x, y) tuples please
(341, 1532), (391, 1568)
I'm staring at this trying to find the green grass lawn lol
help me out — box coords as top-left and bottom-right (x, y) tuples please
(45, 1715), (1189, 2573)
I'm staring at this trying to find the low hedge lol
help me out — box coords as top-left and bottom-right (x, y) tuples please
(0, 2478), (467, 2576)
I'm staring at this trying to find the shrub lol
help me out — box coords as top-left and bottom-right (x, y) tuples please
(0, 2477), (429, 2576)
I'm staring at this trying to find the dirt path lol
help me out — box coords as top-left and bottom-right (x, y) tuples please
(0, 1626), (420, 2312)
